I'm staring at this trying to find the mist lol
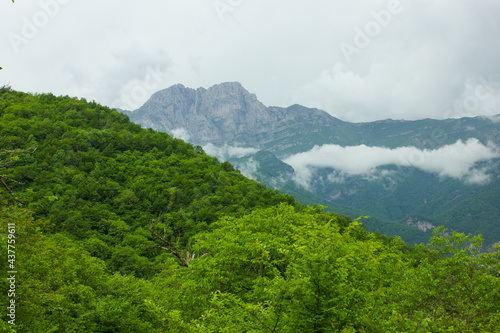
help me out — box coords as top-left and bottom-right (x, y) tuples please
(284, 138), (500, 189)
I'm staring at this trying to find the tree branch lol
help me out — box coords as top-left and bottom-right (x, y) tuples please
(0, 175), (25, 206)
(149, 218), (190, 267)
(0, 176), (14, 196)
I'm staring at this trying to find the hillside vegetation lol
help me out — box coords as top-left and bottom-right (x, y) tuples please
(121, 82), (500, 248)
(1, 87), (500, 332)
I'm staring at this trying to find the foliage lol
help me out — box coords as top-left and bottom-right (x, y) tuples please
(146, 205), (500, 332)
(0, 88), (296, 277)
(1, 89), (499, 331)
(0, 204), (168, 332)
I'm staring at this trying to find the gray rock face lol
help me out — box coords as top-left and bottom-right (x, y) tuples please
(121, 82), (500, 156)
(126, 82), (341, 148)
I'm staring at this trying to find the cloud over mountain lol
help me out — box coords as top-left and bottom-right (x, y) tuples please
(284, 138), (500, 189)
(202, 143), (259, 161)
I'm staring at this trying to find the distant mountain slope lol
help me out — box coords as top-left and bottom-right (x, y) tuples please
(124, 82), (347, 151)
(122, 82), (500, 155)
(119, 82), (500, 246)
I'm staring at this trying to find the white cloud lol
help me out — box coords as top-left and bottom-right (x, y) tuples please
(170, 127), (191, 142)
(289, 1), (500, 122)
(236, 158), (260, 180)
(465, 167), (492, 185)
(202, 144), (262, 180)
(284, 138), (500, 189)
(327, 171), (346, 184)
(485, 115), (500, 124)
(1, 0), (500, 122)
(202, 143), (258, 161)
(447, 76), (500, 119)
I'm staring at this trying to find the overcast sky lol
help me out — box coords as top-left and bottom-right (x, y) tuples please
(1, 0), (500, 122)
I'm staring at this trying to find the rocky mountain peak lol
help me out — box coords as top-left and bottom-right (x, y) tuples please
(125, 82), (307, 146)
(206, 81), (245, 94)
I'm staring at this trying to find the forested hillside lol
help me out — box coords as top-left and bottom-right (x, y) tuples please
(1, 87), (500, 332)
(119, 82), (500, 248)
(0, 86), (301, 274)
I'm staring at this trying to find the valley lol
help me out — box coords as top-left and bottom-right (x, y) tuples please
(119, 82), (500, 246)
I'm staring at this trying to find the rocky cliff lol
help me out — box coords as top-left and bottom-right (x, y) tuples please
(125, 82), (344, 150)
(122, 82), (500, 155)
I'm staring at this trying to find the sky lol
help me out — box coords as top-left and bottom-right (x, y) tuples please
(1, 0), (500, 122)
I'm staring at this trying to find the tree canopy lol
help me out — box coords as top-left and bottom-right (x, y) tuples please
(1, 88), (499, 331)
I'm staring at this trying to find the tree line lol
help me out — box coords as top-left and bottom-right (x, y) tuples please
(1, 87), (499, 331)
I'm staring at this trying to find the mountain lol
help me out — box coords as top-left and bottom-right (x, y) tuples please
(125, 82), (345, 152)
(119, 82), (500, 246)
(124, 82), (500, 155)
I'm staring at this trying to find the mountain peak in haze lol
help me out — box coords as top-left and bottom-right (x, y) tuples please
(125, 82), (337, 148)
(121, 82), (500, 156)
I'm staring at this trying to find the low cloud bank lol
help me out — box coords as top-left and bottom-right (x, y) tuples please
(284, 139), (500, 189)
(170, 127), (191, 142)
(202, 143), (259, 162)
(236, 158), (260, 180)
(203, 144), (261, 180)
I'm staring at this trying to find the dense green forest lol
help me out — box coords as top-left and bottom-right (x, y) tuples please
(1, 87), (500, 332)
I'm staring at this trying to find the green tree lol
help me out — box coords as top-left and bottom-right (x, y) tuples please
(150, 204), (407, 332)
(0, 204), (168, 332)
(395, 227), (500, 331)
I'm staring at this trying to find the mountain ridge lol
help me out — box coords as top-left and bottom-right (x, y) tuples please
(123, 82), (349, 151)
(121, 82), (500, 155)
(118, 82), (500, 246)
